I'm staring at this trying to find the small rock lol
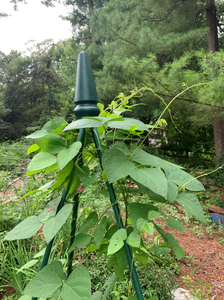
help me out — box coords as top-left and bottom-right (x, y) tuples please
(172, 288), (196, 300)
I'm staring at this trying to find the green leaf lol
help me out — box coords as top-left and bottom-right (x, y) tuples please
(154, 245), (170, 255)
(82, 171), (100, 188)
(163, 233), (185, 260)
(79, 212), (98, 233)
(57, 141), (82, 169)
(70, 233), (91, 251)
(108, 118), (148, 131)
(128, 297), (137, 300)
(148, 211), (161, 220)
(113, 142), (130, 155)
(36, 134), (67, 154)
(64, 118), (102, 131)
(126, 230), (140, 248)
(64, 172), (80, 196)
(116, 247), (128, 270)
(165, 218), (186, 231)
(61, 265), (91, 300)
(114, 264), (124, 280)
(137, 218), (154, 235)
(131, 147), (167, 168)
(18, 295), (31, 300)
(149, 297), (159, 300)
(164, 165), (205, 191)
(176, 193), (206, 222)
(130, 168), (167, 198)
(27, 144), (40, 155)
(129, 203), (158, 229)
(108, 240), (124, 256)
(107, 254), (118, 268)
(108, 229), (127, 255)
(23, 261), (63, 298)
(102, 149), (135, 182)
(135, 253), (148, 265)
(43, 117), (66, 133)
(26, 129), (49, 139)
(92, 291), (102, 300)
(173, 246), (186, 260)
(167, 181), (178, 203)
(17, 259), (39, 273)
(27, 152), (56, 173)
(43, 204), (73, 243)
(4, 216), (42, 240)
(94, 216), (107, 248)
(111, 228), (127, 240)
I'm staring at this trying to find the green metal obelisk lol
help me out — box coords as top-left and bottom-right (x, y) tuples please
(72, 51), (144, 300)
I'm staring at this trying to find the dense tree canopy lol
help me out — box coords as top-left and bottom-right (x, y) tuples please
(2, 0), (224, 162)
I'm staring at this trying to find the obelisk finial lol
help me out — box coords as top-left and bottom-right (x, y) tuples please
(74, 51), (100, 119)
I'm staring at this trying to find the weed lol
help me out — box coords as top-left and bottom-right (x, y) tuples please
(182, 275), (212, 300)
(218, 237), (224, 246)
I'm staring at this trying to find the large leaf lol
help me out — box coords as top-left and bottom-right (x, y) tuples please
(108, 239), (124, 255)
(130, 168), (167, 198)
(94, 216), (107, 247)
(61, 265), (91, 300)
(165, 165), (205, 191)
(137, 218), (154, 235)
(43, 204), (73, 243)
(92, 291), (102, 300)
(57, 141), (82, 169)
(36, 134), (67, 154)
(70, 233), (91, 251)
(107, 229), (127, 255)
(112, 142), (130, 155)
(129, 203), (158, 229)
(126, 230), (140, 248)
(64, 172), (80, 196)
(108, 118), (148, 131)
(26, 152), (56, 173)
(167, 181), (179, 203)
(102, 149), (135, 182)
(4, 216), (42, 240)
(79, 212), (98, 233)
(64, 118), (102, 131)
(27, 144), (40, 155)
(176, 193), (206, 222)
(43, 117), (66, 133)
(131, 147), (166, 167)
(26, 129), (49, 139)
(116, 247), (128, 270)
(23, 261), (63, 298)
(165, 218), (186, 231)
(163, 233), (185, 260)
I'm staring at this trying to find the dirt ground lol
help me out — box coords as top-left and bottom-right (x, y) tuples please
(166, 225), (224, 300)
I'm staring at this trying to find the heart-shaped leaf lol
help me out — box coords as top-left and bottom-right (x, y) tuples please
(61, 265), (91, 300)
(4, 216), (42, 240)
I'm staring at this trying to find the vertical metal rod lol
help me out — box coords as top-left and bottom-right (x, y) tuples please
(66, 193), (79, 277)
(67, 128), (85, 277)
(91, 128), (144, 300)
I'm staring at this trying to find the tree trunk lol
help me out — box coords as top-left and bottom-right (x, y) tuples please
(206, 0), (219, 52)
(206, 0), (224, 162)
(213, 118), (224, 161)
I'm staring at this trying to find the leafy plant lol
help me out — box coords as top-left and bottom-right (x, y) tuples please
(3, 93), (206, 299)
